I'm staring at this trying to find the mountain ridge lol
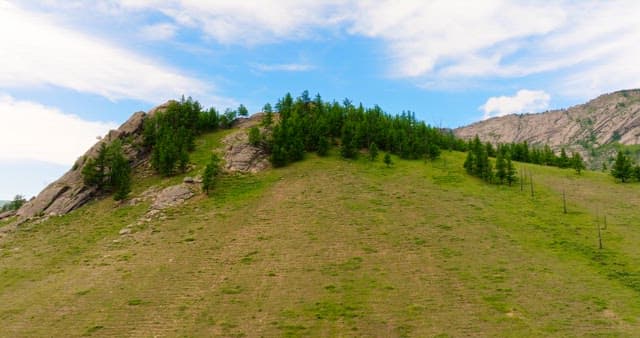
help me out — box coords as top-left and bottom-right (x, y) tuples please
(455, 89), (640, 168)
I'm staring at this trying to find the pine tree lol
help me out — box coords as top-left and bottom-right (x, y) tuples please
(317, 136), (330, 156)
(463, 152), (475, 174)
(485, 142), (496, 157)
(82, 143), (108, 189)
(611, 151), (633, 182)
(202, 154), (221, 195)
(495, 149), (507, 184)
(558, 148), (570, 168)
(426, 143), (441, 161)
(237, 104), (249, 117)
(82, 140), (131, 200)
(340, 121), (357, 159)
(108, 141), (131, 201)
(633, 165), (640, 181)
(2, 195), (26, 212)
(369, 142), (379, 161)
(248, 126), (261, 146)
(384, 153), (393, 167)
(506, 156), (517, 186)
(262, 103), (273, 127)
(571, 152), (586, 174)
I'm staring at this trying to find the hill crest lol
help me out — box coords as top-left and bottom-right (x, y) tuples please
(455, 89), (640, 167)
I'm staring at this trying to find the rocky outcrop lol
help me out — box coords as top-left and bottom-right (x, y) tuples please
(0, 210), (16, 220)
(151, 184), (195, 210)
(223, 114), (271, 173)
(15, 101), (175, 221)
(455, 89), (640, 167)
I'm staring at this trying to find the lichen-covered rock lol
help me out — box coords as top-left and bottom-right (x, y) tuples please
(151, 184), (195, 210)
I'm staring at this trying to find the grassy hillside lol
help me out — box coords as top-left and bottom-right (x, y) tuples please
(2, 129), (640, 336)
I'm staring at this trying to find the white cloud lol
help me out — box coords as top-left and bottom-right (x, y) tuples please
(117, 0), (348, 45)
(345, 1), (564, 78)
(480, 90), (550, 120)
(0, 95), (118, 165)
(345, 1), (640, 98)
(253, 63), (315, 72)
(139, 22), (178, 41)
(0, 1), (209, 103)
(9, 1), (640, 101)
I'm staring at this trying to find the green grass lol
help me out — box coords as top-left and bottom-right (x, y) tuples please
(2, 130), (640, 336)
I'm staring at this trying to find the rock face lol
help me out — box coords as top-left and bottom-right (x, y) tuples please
(151, 184), (195, 210)
(0, 210), (16, 220)
(16, 101), (174, 221)
(223, 114), (271, 173)
(455, 89), (640, 167)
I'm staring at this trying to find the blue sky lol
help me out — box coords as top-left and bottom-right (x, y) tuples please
(2, 0), (640, 200)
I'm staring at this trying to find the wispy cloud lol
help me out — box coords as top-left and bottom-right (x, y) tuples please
(139, 22), (178, 41)
(0, 94), (118, 165)
(0, 1), (209, 103)
(252, 63), (315, 72)
(106, 0), (640, 99)
(7, 1), (640, 102)
(480, 90), (550, 120)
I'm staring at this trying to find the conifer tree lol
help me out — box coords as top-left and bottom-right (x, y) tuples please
(262, 103), (273, 127)
(202, 154), (221, 195)
(558, 148), (570, 168)
(248, 126), (261, 146)
(82, 140), (131, 200)
(384, 153), (393, 167)
(633, 165), (640, 181)
(340, 121), (357, 159)
(237, 104), (249, 117)
(506, 156), (517, 186)
(611, 151), (633, 182)
(369, 142), (379, 161)
(1, 195), (26, 212)
(108, 140), (131, 201)
(495, 149), (507, 184)
(426, 143), (441, 161)
(571, 152), (586, 174)
(317, 136), (330, 156)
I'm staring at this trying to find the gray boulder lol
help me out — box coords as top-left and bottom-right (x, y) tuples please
(151, 184), (195, 210)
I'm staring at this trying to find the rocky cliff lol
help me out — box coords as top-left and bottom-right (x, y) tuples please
(454, 89), (640, 167)
(15, 101), (173, 221)
(12, 102), (271, 223)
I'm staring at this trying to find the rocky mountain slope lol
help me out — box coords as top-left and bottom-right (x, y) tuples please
(7, 103), (268, 225)
(13, 102), (172, 222)
(455, 89), (640, 168)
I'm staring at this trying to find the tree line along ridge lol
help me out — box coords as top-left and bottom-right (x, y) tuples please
(80, 91), (636, 202)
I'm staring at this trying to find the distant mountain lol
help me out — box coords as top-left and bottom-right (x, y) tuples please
(455, 89), (640, 168)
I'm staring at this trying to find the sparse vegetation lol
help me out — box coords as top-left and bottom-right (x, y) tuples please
(143, 97), (243, 176)
(82, 140), (131, 200)
(0, 195), (26, 212)
(4, 93), (640, 337)
(202, 154), (221, 195)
